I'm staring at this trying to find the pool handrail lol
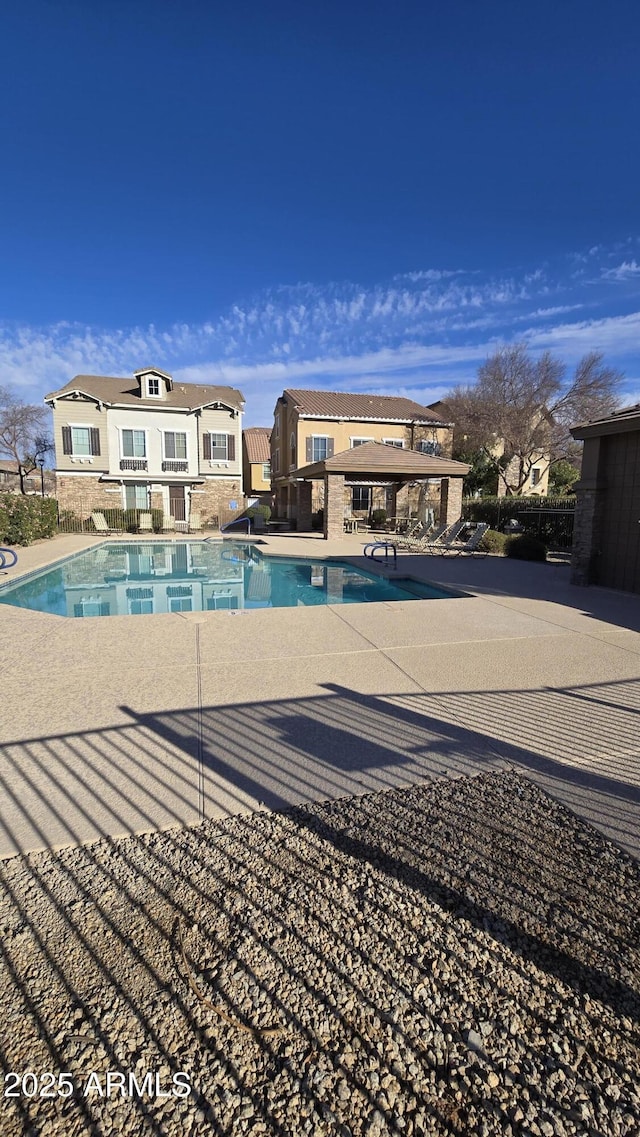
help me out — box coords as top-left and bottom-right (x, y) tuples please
(0, 547), (18, 571)
(220, 517), (251, 534)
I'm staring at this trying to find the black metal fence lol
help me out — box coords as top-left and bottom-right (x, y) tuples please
(464, 496), (575, 550)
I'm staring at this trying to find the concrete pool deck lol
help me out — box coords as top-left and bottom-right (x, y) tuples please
(1, 531), (639, 861)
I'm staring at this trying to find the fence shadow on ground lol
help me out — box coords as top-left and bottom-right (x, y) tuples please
(1, 679), (640, 1134)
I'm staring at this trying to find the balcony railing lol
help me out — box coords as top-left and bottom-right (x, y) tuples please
(120, 458), (148, 471)
(162, 460), (188, 473)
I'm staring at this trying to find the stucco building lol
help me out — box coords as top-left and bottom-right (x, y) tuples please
(271, 388), (456, 525)
(242, 427), (272, 507)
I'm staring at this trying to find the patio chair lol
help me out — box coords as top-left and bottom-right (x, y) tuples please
(388, 519), (430, 549)
(416, 518), (468, 555)
(189, 512), (203, 532)
(138, 512), (154, 532)
(162, 513), (176, 531)
(91, 511), (119, 534)
(442, 522), (490, 557)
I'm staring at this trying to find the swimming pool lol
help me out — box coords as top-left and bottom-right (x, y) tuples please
(0, 541), (460, 617)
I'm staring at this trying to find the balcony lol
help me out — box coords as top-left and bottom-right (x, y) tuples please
(120, 458), (148, 471)
(162, 460), (188, 473)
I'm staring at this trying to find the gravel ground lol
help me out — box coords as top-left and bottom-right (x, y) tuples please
(1, 771), (639, 1137)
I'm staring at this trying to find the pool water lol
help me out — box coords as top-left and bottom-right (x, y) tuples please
(0, 541), (459, 618)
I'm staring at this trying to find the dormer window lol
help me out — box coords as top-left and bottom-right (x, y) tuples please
(147, 377), (160, 397)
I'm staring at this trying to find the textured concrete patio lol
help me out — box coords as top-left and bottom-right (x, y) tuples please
(1, 532), (639, 860)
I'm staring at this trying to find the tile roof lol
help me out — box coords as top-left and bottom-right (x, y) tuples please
(243, 427), (272, 463)
(44, 374), (245, 412)
(294, 441), (469, 478)
(283, 388), (449, 423)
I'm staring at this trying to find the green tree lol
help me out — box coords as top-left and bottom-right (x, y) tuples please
(547, 458), (580, 496)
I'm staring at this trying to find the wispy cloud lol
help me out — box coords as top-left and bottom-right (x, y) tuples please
(602, 259), (640, 281)
(1, 239), (639, 425)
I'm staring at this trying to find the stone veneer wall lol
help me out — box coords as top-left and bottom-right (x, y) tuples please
(324, 474), (345, 539)
(55, 475), (121, 517)
(190, 479), (245, 527)
(571, 487), (603, 586)
(439, 477), (464, 526)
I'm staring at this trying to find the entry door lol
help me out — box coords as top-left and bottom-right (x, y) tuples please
(169, 485), (186, 522)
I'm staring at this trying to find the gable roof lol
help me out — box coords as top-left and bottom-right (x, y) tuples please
(295, 440), (469, 479)
(243, 427), (272, 463)
(283, 388), (450, 423)
(44, 374), (245, 413)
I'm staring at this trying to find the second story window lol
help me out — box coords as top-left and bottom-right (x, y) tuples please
(211, 433), (228, 460)
(290, 432), (297, 465)
(312, 436), (328, 462)
(147, 377), (160, 396)
(122, 430), (146, 458)
(62, 425), (101, 457)
(531, 468), (541, 486)
(164, 432), (187, 460)
(262, 462), (271, 481)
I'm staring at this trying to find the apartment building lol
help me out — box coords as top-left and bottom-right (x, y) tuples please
(45, 367), (245, 525)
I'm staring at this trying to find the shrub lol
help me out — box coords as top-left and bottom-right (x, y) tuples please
(0, 494), (58, 545)
(58, 509), (86, 533)
(479, 528), (507, 554)
(245, 504), (272, 522)
(505, 534), (547, 561)
(371, 509), (387, 528)
(102, 508), (126, 531)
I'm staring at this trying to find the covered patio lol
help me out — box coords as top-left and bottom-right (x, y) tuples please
(289, 440), (470, 538)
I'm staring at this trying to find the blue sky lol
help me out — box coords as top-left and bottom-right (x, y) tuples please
(1, 0), (640, 426)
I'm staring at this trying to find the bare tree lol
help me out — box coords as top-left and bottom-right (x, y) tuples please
(444, 345), (623, 495)
(0, 386), (53, 494)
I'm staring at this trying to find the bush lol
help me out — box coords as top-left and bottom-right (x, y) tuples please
(505, 534), (547, 561)
(119, 508), (163, 532)
(479, 528), (507, 554)
(101, 508), (126, 531)
(245, 504), (272, 522)
(371, 509), (387, 528)
(0, 494), (58, 545)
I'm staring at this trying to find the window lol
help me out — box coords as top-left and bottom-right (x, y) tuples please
(164, 432), (187, 460)
(262, 462), (271, 481)
(351, 487), (371, 511)
(416, 439), (440, 456)
(273, 448), (280, 473)
(531, 468), (541, 486)
(383, 438), (404, 448)
(122, 429), (146, 458)
(124, 484), (149, 510)
(210, 433), (228, 460)
(290, 432), (297, 465)
(62, 425), (101, 456)
(147, 377), (160, 396)
(275, 412), (280, 437)
(351, 437), (374, 447)
(312, 436), (329, 462)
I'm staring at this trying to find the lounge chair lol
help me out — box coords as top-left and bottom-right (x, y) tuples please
(442, 522), (490, 557)
(162, 514), (176, 531)
(189, 512), (203, 532)
(407, 519), (468, 555)
(91, 511), (119, 534)
(138, 512), (153, 532)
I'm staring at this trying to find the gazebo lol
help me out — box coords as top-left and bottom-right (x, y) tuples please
(291, 441), (470, 539)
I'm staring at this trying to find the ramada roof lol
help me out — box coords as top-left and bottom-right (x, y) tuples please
(44, 375), (245, 413)
(294, 441), (469, 480)
(243, 427), (272, 463)
(283, 388), (450, 424)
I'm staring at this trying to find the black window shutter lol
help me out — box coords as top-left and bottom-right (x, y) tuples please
(62, 426), (72, 455)
(227, 434), (235, 461)
(203, 433), (211, 459)
(327, 437), (334, 458)
(90, 428), (100, 456)
(306, 436), (312, 462)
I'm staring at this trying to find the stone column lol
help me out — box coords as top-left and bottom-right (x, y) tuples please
(570, 437), (604, 587)
(297, 481), (313, 532)
(440, 477), (463, 525)
(324, 473), (345, 540)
